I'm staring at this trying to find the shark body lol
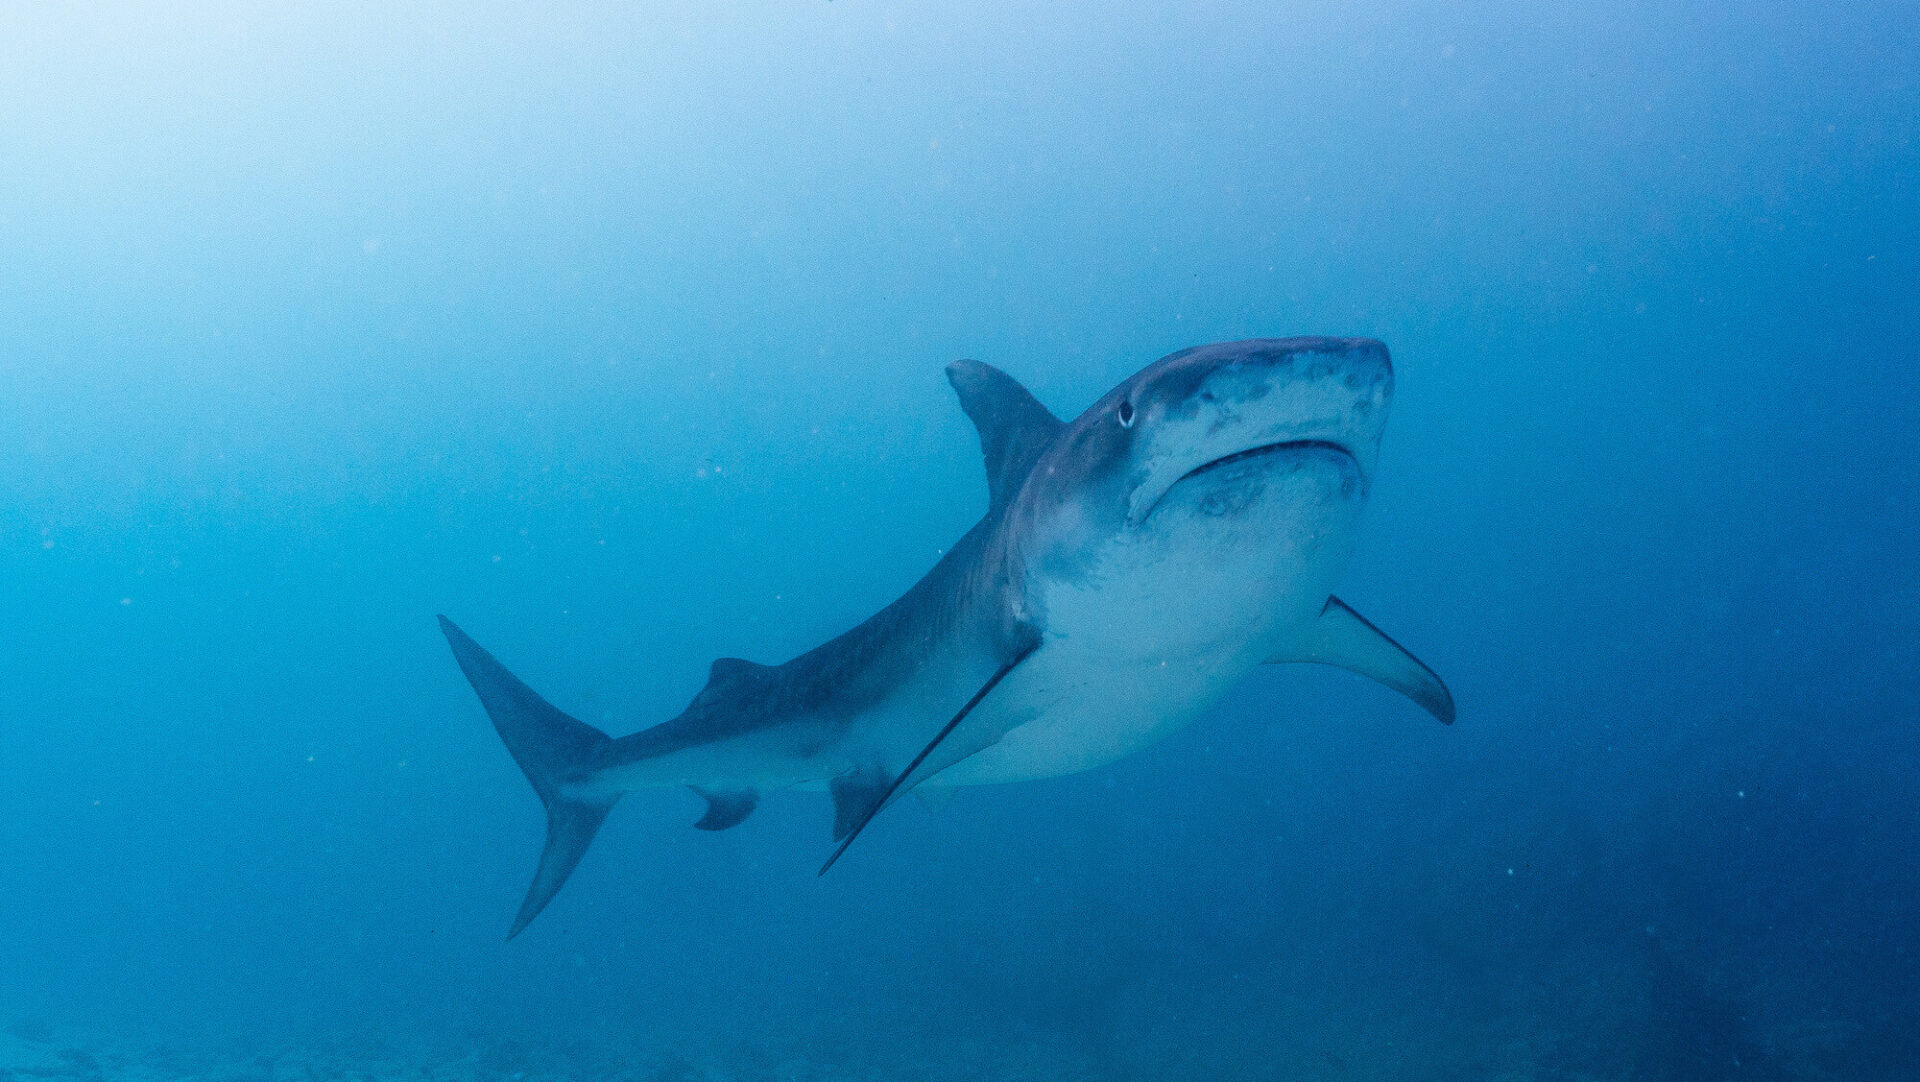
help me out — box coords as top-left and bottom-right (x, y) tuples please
(441, 337), (1452, 937)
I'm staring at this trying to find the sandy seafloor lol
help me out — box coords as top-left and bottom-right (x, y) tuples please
(3, 956), (1896, 1082)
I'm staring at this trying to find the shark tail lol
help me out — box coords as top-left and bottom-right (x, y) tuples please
(438, 616), (619, 940)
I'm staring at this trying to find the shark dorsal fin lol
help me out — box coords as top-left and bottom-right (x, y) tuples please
(946, 360), (1064, 512)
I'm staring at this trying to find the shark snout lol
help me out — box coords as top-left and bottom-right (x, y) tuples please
(1221, 337), (1391, 455)
(1226, 337), (1390, 412)
(1163, 338), (1390, 436)
(1123, 338), (1394, 525)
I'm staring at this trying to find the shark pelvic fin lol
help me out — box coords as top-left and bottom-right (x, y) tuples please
(829, 770), (890, 842)
(1268, 596), (1455, 724)
(690, 786), (759, 831)
(819, 638), (1039, 875)
(946, 360), (1064, 511)
(439, 616), (620, 939)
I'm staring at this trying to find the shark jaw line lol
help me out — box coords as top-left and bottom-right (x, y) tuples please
(1127, 438), (1358, 526)
(1178, 438), (1354, 483)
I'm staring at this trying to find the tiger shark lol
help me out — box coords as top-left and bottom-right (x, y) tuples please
(440, 336), (1452, 938)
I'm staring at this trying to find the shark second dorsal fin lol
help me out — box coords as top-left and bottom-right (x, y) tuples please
(1269, 596), (1455, 724)
(946, 360), (1064, 512)
(691, 657), (775, 710)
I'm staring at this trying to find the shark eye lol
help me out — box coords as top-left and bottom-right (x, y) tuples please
(1117, 400), (1136, 428)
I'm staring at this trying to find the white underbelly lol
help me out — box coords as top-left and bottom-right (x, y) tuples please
(929, 487), (1352, 786)
(928, 637), (1262, 785)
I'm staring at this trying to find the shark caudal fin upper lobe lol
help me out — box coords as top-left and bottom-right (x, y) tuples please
(438, 616), (617, 939)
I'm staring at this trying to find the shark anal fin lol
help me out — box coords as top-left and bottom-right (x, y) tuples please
(818, 641), (1037, 875)
(1269, 596), (1455, 724)
(946, 360), (1064, 511)
(690, 786), (759, 831)
(829, 772), (890, 842)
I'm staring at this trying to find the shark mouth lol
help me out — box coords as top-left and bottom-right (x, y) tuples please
(1175, 439), (1356, 485)
(1128, 438), (1359, 525)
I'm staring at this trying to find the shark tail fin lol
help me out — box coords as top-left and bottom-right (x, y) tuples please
(438, 616), (619, 940)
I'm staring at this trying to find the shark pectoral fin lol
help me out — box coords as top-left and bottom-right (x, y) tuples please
(1271, 596), (1456, 725)
(690, 786), (759, 831)
(829, 771), (890, 842)
(946, 360), (1064, 511)
(819, 639), (1039, 875)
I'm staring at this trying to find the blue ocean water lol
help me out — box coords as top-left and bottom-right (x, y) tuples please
(2, 1), (1916, 1078)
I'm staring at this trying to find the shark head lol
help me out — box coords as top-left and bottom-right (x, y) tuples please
(1005, 337), (1394, 660)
